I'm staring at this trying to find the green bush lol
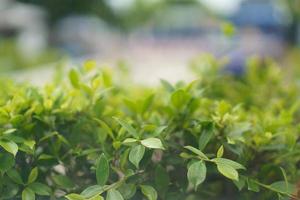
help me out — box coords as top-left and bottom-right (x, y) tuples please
(0, 57), (299, 200)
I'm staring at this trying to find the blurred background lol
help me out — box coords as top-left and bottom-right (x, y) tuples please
(0, 0), (300, 84)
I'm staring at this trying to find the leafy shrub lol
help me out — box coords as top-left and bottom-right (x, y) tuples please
(0, 57), (299, 200)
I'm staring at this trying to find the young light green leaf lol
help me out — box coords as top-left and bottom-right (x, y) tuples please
(106, 189), (124, 200)
(171, 89), (189, 108)
(122, 138), (138, 145)
(217, 163), (239, 181)
(94, 118), (115, 140)
(140, 185), (158, 200)
(198, 122), (214, 151)
(184, 146), (208, 160)
(129, 145), (145, 168)
(211, 158), (245, 170)
(89, 195), (104, 200)
(0, 140), (18, 156)
(141, 138), (164, 149)
(69, 69), (80, 88)
(113, 117), (138, 138)
(27, 167), (38, 184)
(22, 188), (35, 200)
(96, 154), (109, 186)
(65, 194), (85, 200)
(80, 185), (105, 198)
(187, 161), (206, 190)
(217, 145), (224, 158)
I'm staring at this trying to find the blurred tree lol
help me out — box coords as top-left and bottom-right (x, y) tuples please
(16, 0), (204, 31)
(285, 0), (300, 43)
(17, 0), (120, 27)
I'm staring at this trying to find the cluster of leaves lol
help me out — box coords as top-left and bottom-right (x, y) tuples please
(0, 57), (299, 200)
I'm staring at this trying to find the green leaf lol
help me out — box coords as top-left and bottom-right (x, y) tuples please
(0, 153), (15, 172)
(52, 175), (75, 189)
(89, 195), (104, 200)
(122, 138), (138, 145)
(155, 165), (169, 195)
(65, 194), (85, 200)
(160, 79), (174, 92)
(187, 161), (206, 190)
(198, 122), (214, 151)
(153, 126), (168, 137)
(217, 163), (239, 181)
(113, 117), (138, 138)
(0, 140), (18, 156)
(118, 184), (136, 199)
(129, 145), (145, 168)
(233, 176), (246, 191)
(221, 22), (236, 37)
(184, 146), (208, 160)
(94, 118), (115, 140)
(217, 145), (224, 158)
(142, 94), (154, 114)
(211, 158), (245, 170)
(7, 169), (23, 184)
(247, 178), (260, 192)
(28, 182), (51, 196)
(81, 185), (105, 198)
(269, 181), (296, 195)
(140, 185), (158, 200)
(27, 167), (38, 184)
(22, 187), (35, 200)
(106, 189), (124, 200)
(69, 69), (80, 88)
(96, 154), (109, 186)
(171, 89), (189, 108)
(141, 138), (164, 149)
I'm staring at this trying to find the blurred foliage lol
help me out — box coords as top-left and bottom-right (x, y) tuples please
(0, 39), (62, 72)
(16, 0), (203, 30)
(0, 56), (300, 199)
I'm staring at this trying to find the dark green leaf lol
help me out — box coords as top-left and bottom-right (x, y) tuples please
(28, 182), (51, 196)
(52, 175), (75, 189)
(0, 153), (15, 172)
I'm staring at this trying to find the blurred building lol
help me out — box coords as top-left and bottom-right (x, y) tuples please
(53, 15), (121, 57)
